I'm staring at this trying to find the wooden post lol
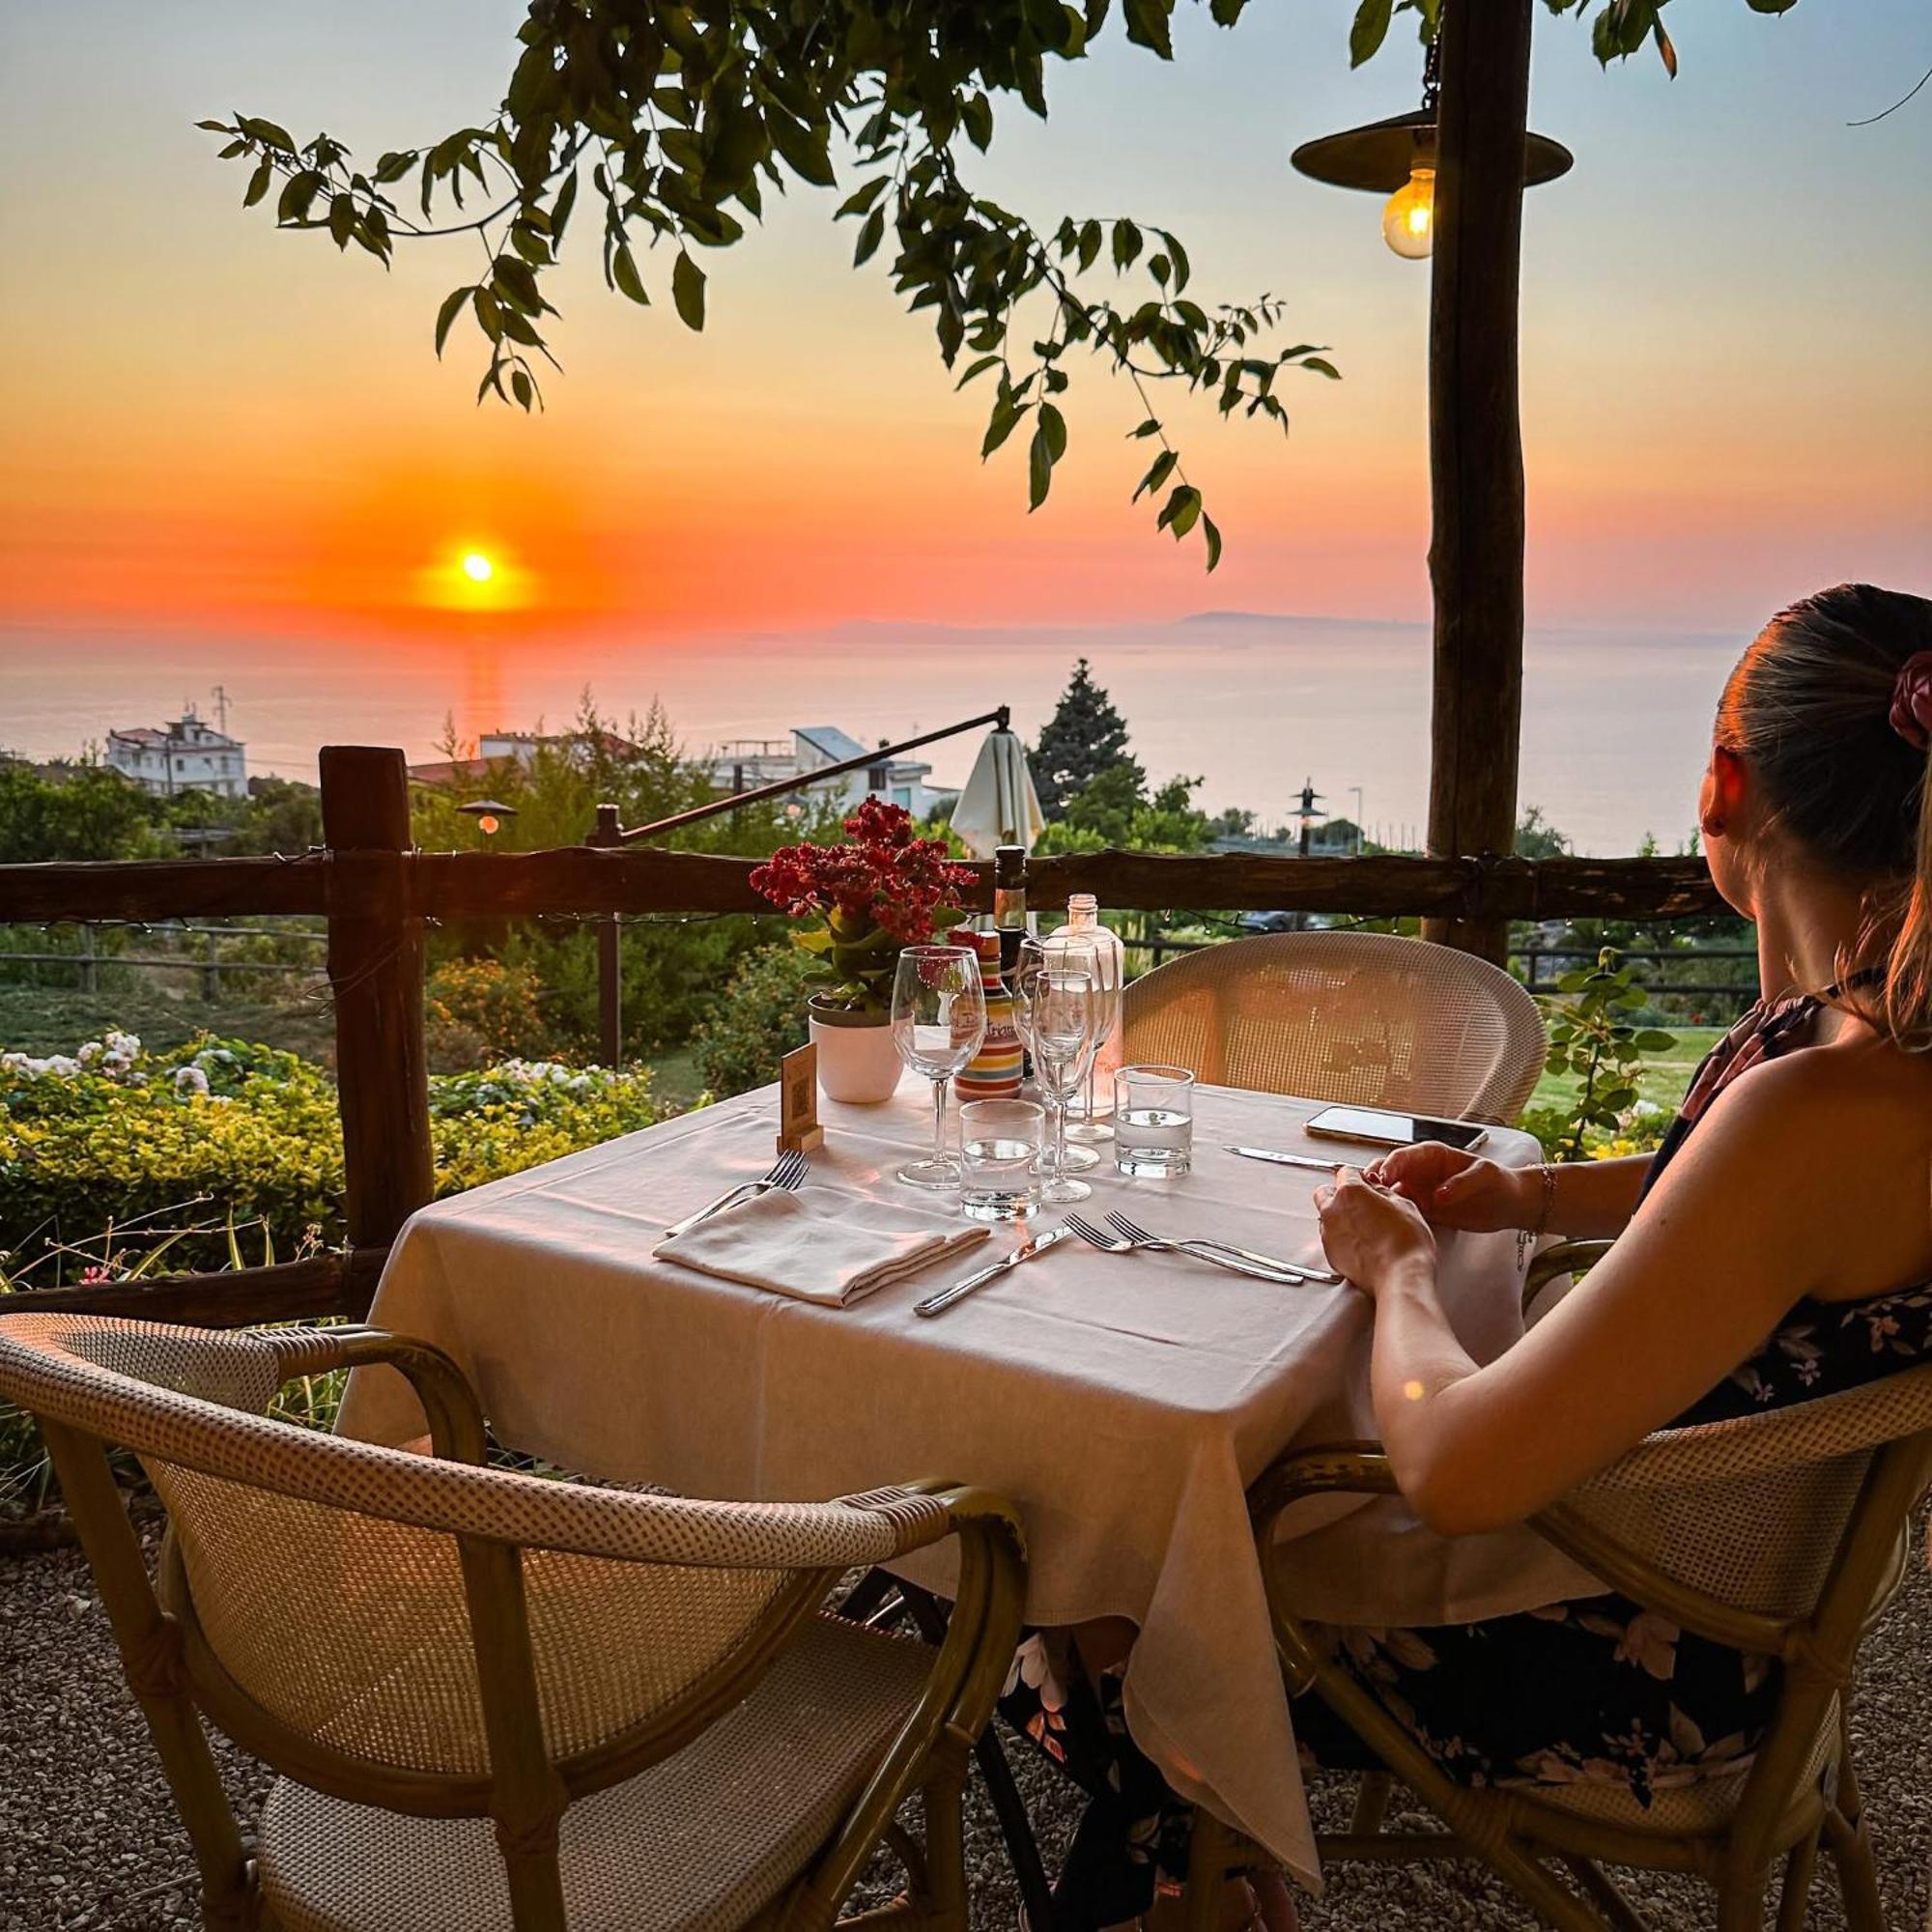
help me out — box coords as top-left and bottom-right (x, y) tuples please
(1422, 0), (1535, 965)
(77, 923), (97, 994)
(321, 747), (434, 1249)
(201, 926), (220, 1003)
(589, 802), (623, 1065)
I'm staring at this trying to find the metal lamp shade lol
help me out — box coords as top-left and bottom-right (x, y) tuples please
(1290, 108), (1572, 193)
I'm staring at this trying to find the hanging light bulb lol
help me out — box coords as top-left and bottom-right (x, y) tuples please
(1291, 37), (1570, 266)
(1381, 167), (1435, 259)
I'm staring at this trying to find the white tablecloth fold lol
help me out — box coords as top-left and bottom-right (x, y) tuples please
(655, 1190), (990, 1305)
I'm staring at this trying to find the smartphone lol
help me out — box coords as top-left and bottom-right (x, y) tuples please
(1304, 1105), (1490, 1152)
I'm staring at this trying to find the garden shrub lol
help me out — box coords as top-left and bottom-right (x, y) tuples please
(426, 956), (549, 1067)
(690, 943), (816, 1097)
(0, 1030), (670, 1279)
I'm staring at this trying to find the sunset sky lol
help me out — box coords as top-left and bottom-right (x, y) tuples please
(1, 1), (1927, 751)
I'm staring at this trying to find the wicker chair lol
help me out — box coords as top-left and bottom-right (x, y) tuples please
(0, 1314), (1027, 1932)
(1120, 931), (1547, 1123)
(1224, 1356), (1932, 1932)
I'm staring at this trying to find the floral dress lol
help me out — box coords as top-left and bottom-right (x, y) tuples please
(998, 986), (1932, 1927)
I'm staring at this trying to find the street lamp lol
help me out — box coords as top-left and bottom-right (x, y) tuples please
(1290, 39), (1571, 260)
(458, 798), (517, 838)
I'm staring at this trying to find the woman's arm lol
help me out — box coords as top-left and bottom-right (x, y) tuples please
(1367, 1143), (1651, 1237)
(1318, 1053), (1913, 1537)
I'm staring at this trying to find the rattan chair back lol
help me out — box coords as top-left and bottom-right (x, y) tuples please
(1121, 931), (1547, 1122)
(0, 1313), (1024, 1932)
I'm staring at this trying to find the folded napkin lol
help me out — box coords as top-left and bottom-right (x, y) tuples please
(654, 1190), (991, 1306)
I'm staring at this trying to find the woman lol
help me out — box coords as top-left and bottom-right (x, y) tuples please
(1001, 583), (1932, 1929)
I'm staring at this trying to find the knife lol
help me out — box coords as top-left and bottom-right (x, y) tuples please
(914, 1225), (1070, 1318)
(1225, 1144), (1364, 1176)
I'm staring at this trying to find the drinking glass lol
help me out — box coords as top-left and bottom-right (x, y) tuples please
(891, 945), (986, 1188)
(958, 1098), (1044, 1222)
(1113, 1064), (1196, 1178)
(1011, 938), (1097, 1204)
(1017, 934), (1104, 1172)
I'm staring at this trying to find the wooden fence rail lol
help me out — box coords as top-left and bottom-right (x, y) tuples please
(0, 746), (1730, 1331)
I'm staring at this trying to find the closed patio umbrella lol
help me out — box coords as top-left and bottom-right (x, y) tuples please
(950, 727), (1045, 857)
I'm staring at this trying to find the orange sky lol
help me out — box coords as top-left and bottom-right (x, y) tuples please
(1, 0), (1927, 651)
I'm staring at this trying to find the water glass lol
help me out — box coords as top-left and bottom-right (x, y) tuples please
(1113, 1065), (1196, 1178)
(958, 1099), (1044, 1222)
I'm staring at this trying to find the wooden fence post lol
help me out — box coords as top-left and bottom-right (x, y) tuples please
(589, 803), (624, 1066)
(321, 748), (434, 1249)
(1422, 0), (1534, 965)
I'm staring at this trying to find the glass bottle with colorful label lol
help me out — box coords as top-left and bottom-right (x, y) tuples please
(956, 929), (1024, 1101)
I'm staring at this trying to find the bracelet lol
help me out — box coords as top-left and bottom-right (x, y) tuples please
(1516, 1164), (1557, 1268)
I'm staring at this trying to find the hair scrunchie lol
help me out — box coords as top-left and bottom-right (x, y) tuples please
(1890, 651), (1932, 753)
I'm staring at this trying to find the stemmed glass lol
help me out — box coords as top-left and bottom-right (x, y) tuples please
(890, 945), (986, 1189)
(1010, 936), (1098, 1205)
(1064, 937), (1122, 1152)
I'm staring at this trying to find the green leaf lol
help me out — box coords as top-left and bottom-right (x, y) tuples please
(1652, 17), (1678, 76)
(1133, 448), (1178, 501)
(671, 250), (705, 330)
(550, 165), (580, 246)
(1111, 219), (1143, 271)
(242, 157), (273, 208)
(1028, 421), (1055, 510)
(836, 176), (890, 217)
(1202, 513), (1223, 572)
(982, 399), (1027, 458)
(1128, 417), (1162, 440)
(853, 206), (886, 266)
(327, 192), (355, 249)
(955, 355), (1002, 389)
(611, 242), (649, 305)
(434, 284), (471, 357)
(1157, 484), (1202, 538)
(511, 367), (534, 411)
(1122, 0), (1175, 58)
(1350, 0), (1395, 68)
(961, 92), (994, 153)
(373, 150), (414, 185)
(1037, 401), (1067, 462)
(766, 106), (836, 187)
(1301, 355), (1341, 379)
(1633, 1030), (1678, 1051)
(1077, 218), (1102, 272)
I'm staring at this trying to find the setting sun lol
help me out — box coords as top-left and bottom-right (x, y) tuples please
(462, 552), (494, 584)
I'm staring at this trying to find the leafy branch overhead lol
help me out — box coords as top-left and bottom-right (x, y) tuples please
(202, 0), (1798, 570)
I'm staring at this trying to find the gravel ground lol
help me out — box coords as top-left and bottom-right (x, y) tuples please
(2, 1526), (1925, 1932)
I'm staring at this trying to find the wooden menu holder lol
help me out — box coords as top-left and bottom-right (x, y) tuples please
(776, 1043), (825, 1153)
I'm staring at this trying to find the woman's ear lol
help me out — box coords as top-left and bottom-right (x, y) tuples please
(1700, 746), (1747, 840)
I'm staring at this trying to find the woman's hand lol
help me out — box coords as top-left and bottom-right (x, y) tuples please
(1316, 1169), (1436, 1293)
(1362, 1144), (1535, 1232)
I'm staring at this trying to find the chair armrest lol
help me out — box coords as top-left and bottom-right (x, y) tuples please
(1247, 1440), (1395, 1539)
(258, 1325), (488, 1463)
(1523, 1237), (1612, 1309)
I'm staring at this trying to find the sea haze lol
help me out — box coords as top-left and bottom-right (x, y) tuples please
(0, 612), (1741, 857)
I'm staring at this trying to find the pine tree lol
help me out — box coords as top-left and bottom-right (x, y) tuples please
(1030, 659), (1144, 820)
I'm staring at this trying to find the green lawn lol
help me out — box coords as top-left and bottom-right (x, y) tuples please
(0, 982), (339, 1063)
(1529, 1024), (1720, 1119)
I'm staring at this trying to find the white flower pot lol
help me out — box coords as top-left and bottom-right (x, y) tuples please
(808, 1004), (903, 1104)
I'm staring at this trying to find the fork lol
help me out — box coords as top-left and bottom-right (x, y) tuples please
(1105, 1211), (1341, 1286)
(663, 1149), (810, 1238)
(1064, 1214), (1311, 1287)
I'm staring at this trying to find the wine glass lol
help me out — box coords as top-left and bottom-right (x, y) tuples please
(890, 945), (986, 1189)
(1063, 932), (1122, 1149)
(1010, 937), (1098, 1204)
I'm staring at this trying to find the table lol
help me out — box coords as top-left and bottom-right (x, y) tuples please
(338, 1080), (1584, 1889)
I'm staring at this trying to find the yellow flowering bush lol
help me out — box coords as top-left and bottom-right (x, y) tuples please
(0, 1032), (668, 1279)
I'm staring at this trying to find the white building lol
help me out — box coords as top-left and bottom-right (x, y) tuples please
(105, 709), (247, 799)
(703, 726), (957, 820)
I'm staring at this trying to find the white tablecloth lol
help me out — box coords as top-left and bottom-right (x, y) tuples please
(338, 1080), (1589, 1888)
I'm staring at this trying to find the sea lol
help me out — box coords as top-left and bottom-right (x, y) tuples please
(0, 611), (1744, 858)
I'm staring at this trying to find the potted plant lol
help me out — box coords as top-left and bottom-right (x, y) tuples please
(750, 799), (977, 1102)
